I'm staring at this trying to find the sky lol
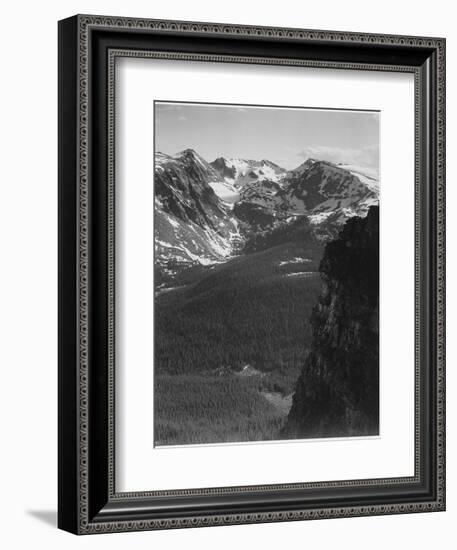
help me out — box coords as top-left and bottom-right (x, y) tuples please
(155, 101), (379, 173)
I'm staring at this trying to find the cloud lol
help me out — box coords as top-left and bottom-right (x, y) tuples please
(298, 144), (378, 171)
(178, 115), (187, 121)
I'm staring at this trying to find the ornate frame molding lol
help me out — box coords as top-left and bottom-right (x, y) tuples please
(58, 14), (445, 534)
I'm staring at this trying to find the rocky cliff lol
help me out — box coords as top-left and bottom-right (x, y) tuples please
(284, 206), (379, 438)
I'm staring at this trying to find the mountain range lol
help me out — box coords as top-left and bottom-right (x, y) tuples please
(154, 148), (379, 286)
(154, 148), (380, 444)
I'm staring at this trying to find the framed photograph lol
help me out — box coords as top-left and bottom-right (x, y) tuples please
(58, 14), (445, 534)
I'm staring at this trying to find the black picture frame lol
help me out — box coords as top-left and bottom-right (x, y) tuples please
(58, 14), (446, 535)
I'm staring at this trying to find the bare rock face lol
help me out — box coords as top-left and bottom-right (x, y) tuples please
(284, 206), (379, 438)
(153, 149), (379, 294)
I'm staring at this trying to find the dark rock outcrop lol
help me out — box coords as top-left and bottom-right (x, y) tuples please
(155, 149), (224, 229)
(210, 157), (237, 180)
(280, 160), (377, 214)
(284, 206), (379, 438)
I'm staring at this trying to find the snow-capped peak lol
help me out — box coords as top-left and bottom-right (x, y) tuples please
(174, 148), (211, 167)
(210, 156), (287, 187)
(291, 158), (319, 175)
(336, 163), (379, 193)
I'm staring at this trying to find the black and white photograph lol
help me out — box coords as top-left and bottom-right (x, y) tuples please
(154, 101), (380, 446)
(0, 0), (449, 543)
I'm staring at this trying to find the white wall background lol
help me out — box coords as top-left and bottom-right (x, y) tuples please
(0, 0), (453, 547)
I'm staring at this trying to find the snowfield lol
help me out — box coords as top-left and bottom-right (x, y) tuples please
(208, 181), (240, 203)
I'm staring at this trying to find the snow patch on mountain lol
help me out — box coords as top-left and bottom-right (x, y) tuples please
(208, 180), (240, 203)
(308, 212), (333, 225)
(337, 163), (379, 193)
(279, 257), (312, 266)
(211, 157), (287, 188)
(285, 271), (316, 278)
